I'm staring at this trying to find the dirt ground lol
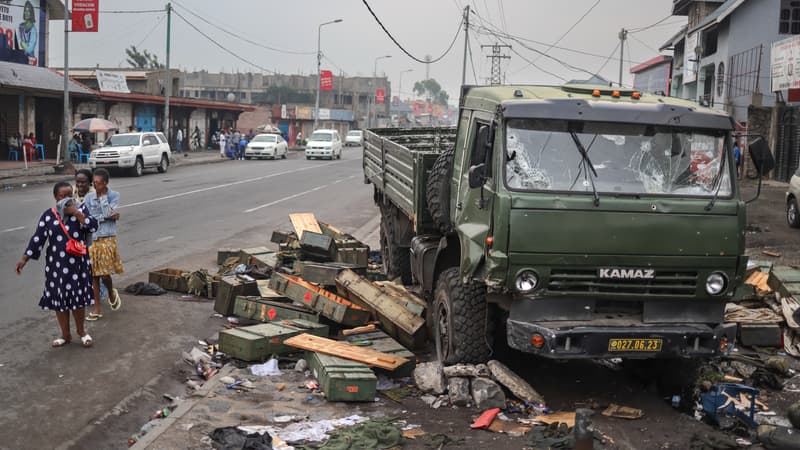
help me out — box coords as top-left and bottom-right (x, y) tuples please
(104, 179), (800, 450)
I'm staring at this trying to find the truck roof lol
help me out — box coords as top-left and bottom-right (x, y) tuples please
(462, 84), (733, 130)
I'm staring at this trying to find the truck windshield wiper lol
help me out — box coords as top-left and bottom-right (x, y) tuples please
(569, 131), (600, 206)
(704, 149), (728, 211)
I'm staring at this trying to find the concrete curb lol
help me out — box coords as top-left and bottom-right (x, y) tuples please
(130, 364), (235, 450)
(0, 154), (229, 190)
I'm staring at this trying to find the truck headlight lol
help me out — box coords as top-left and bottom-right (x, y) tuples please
(515, 270), (539, 293)
(705, 272), (727, 295)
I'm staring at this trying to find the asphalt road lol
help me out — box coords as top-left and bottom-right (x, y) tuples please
(0, 148), (379, 450)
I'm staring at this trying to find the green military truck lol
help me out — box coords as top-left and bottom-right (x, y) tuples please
(364, 84), (751, 364)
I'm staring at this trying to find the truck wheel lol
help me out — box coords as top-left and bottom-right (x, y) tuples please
(433, 267), (492, 364)
(380, 215), (412, 285)
(130, 157), (144, 177)
(157, 154), (169, 173)
(426, 146), (455, 234)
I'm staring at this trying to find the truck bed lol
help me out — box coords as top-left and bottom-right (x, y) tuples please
(363, 127), (457, 233)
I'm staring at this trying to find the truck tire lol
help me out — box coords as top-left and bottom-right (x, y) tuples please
(157, 154), (169, 173)
(380, 212), (412, 285)
(433, 267), (492, 364)
(426, 146), (455, 234)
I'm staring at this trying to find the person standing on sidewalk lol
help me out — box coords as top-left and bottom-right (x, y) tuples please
(219, 130), (227, 158)
(83, 169), (123, 320)
(175, 128), (184, 153)
(15, 181), (98, 348)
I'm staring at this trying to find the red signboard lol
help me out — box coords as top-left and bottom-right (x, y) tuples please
(320, 70), (333, 91)
(375, 88), (385, 104)
(72, 0), (99, 32)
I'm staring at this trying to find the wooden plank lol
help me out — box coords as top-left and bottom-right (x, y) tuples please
(283, 333), (409, 371)
(343, 329), (416, 377)
(289, 213), (322, 239)
(336, 269), (426, 349)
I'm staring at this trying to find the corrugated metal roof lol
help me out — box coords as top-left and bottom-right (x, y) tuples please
(660, 24), (689, 51)
(0, 61), (96, 96)
(690, 0), (746, 33)
(97, 91), (254, 112)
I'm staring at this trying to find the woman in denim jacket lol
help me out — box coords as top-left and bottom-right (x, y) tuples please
(83, 169), (124, 320)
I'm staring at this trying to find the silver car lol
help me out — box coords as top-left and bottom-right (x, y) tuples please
(788, 167), (800, 227)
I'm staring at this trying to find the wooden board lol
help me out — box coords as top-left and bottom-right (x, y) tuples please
(283, 333), (409, 371)
(531, 411), (576, 427)
(289, 213), (322, 239)
(343, 329), (416, 377)
(336, 269), (426, 349)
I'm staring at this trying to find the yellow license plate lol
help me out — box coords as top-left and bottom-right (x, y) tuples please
(608, 338), (663, 352)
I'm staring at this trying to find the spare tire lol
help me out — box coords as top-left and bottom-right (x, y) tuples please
(426, 146), (455, 234)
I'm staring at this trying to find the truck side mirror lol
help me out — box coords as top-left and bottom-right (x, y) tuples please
(746, 137), (775, 204)
(469, 163), (487, 188)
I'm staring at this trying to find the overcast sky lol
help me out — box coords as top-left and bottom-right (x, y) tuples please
(47, 0), (686, 102)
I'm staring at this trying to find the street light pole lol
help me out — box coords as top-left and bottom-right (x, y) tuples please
(398, 69), (413, 102)
(60, 0), (70, 165)
(368, 55), (391, 128)
(314, 19), (342, 130)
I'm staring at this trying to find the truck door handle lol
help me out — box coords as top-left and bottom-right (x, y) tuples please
(456, 201), (463, 210)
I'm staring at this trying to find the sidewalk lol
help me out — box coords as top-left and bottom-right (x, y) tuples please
(0, 151), (228, 190)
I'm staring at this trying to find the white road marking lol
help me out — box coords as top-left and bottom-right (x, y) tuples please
(118, 161), (346, 209)
(0, 226), (25, 233)
(154, 235), (174, 243)
(244, 184), (331, 213)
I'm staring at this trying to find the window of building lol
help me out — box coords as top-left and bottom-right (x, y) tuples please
(702, 27), (718, 56)
(780, 0), (800, 34)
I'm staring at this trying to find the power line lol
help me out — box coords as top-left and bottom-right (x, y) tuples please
(172, 9), (276, 74)
(171, 1), (314, 55)
(594, 42), (619, 75)
(99, 9), (163, 14)
(360, 0), (463, 64)
(467, 36), (479, 83)
(134, 14), (165, 48)
(532, 0), (600, 63)
(629, 33), (659, 55)
(628, 14), (673, 33)
(497, 0), (508, 32)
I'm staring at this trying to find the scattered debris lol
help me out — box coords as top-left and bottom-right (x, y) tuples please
(487, 359), (545, 404)
(470, 407), (500, 429)
(447, 377), (472, 406)
(442, 363), (490, 378)
(250, 359), (282, 377)
(531, 411), (576, 428)
(470, 377), (506, 409)
(601, 404), (644, 420)
(413, 362), (446, 395)
(283, 334), (410, 371)
(762, 250), (782, 258)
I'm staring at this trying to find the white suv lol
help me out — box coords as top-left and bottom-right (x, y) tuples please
(90, 132), (172, 177)
(305, 129), (342, 160)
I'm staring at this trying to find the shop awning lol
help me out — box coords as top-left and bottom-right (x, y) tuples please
(0, 61), (96, 97)
(97, 91), (254, 112)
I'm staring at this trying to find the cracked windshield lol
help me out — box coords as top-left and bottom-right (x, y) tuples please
(505, 119), (732, 197)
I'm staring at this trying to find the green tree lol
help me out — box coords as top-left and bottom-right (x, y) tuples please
(413, 78), (449, 107)
(125, 45), (164, 69)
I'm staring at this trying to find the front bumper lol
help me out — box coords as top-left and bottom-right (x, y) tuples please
(507, 319), (736, 359)
(89, 156), (135, 168)
(246, 149), (275, 158)
(305, 149), (332, 157)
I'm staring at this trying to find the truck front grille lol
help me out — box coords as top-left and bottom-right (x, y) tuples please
(547, 268), (698, 296)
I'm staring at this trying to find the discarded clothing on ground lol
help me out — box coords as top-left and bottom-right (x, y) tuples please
(312, 418), (403, 450)
(209, 426), (272, 450)
(124, 282), (167, 296)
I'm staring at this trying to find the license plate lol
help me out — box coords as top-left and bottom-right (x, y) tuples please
(608, 338), (662, 352)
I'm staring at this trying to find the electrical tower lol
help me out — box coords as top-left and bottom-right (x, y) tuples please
(482, 43), (511, 85)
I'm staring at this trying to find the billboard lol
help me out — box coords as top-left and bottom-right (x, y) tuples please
(72, 0), (98, 32)
(771, 35), (800, 91)
(320, 69), (333, 90)
(0, 0), (47, 66)
(96, 70), (130, 93)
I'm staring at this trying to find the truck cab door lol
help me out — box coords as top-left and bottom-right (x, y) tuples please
(454, 111), (495, 279)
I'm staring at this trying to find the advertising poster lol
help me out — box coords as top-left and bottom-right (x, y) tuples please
(72, 0), (98, 32)
(771, 34), (800, 91)
(320, 70), (333, 90)
(0, 0), (47, 66)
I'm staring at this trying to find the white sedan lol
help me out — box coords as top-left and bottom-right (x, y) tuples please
(245, 133), (288, 160)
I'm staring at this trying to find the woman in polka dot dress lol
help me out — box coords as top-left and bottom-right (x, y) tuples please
(15, 181), (99, 348)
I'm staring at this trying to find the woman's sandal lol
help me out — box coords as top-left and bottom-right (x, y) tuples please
(108, 288), (121, 311)
(52, 337), (71, 347)
(80, 334), (93, 348)
(86, 313), (103, 321)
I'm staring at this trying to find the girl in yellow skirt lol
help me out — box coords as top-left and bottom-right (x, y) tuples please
(83, 168), (123, 320)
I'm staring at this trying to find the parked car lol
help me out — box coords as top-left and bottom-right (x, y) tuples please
(305, 129), (342, 160)
(89, 132), (171, 177)
(245, 133), (288, 160)
(787, 167), (800, 227)
(344, 130), (363, 147)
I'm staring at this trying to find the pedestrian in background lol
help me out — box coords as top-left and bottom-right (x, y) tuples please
(175, 128), (184, 153)
(296, 130), (303, 147)
(8, 133), (19, 158)
(219, 130), (227, 158)
(84, 169), (123, 320)
(15, 181), (98, 348)
(22, 133), (35, 161)
(238, 135), (248, 160)
(733, 139), (743, 179)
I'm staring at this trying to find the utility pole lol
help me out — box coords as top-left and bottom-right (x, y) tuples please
(618, 28), (627, 87)
(482, 43), (511, 85)
(424, 54), (431, 80)
(60, 0), (69, 165)
(461, 5), (469, 87)
(164, 3), (172, 137)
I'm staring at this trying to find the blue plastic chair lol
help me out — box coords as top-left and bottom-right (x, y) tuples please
(8, 148), (18, 161)
(34, 144), (44, 160)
